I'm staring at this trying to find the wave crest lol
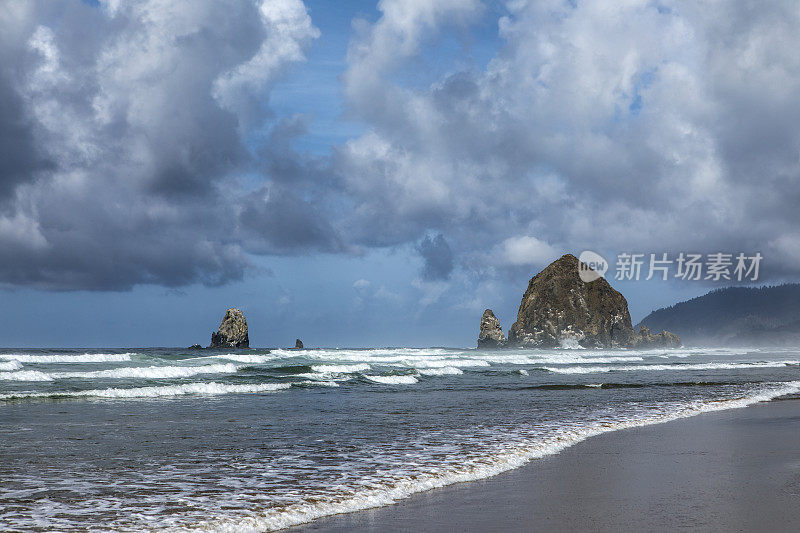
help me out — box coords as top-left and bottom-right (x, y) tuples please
(0, 353), (134, 363)
(364, 375), (418, 384)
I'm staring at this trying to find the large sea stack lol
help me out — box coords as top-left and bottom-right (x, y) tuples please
(478, 309), (507, 349)
(503, 254), (680, 349)
(210, 308), (249, 349)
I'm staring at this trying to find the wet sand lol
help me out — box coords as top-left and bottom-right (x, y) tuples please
(296, 399), (800, 532)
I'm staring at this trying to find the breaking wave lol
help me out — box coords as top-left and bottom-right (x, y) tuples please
(403, 358), (490, 368)
(544, 361), (800, 374)
(0, 370), (53, 381)
(0, 364), (238, 382)
(212, 354), (277, 364)
(270, 348), (454, 359)
(0, 353), (134, 363)
(310, 363), (371, 373)
(0, 361), (22, 371)
(363, 375), (419, 385)
(0, 382), (292, 401)
(416, 367), (463, 376)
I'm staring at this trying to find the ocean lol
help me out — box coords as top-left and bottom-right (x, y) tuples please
(2, 345), (800, 531)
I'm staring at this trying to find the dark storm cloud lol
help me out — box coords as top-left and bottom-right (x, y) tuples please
(0, 0), (322, 290)
(417, 234), (454, 281)
(239, 186), (343, 255)
(236, 114), (347, 255)
(0, 75), (52, 197)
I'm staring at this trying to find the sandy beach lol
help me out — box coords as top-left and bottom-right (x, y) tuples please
(297, 398), (800, 532)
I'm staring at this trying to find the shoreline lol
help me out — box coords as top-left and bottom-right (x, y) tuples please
(293, 397), (800, 532)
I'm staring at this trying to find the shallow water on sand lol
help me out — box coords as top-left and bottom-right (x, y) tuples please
(2, 346), (800, 530)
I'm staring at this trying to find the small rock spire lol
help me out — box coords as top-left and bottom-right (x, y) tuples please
(478, 309), (507, 349)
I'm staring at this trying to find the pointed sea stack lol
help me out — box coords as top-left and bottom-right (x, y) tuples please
(210, 308), (249, 349)
(295, 338), (304, 349)
(506, 254), (680, 348)
(478, 309), (507, 349)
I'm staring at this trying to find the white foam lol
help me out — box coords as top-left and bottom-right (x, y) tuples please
(580, 356), (645, 363)
(198, 381), (800, 532)
(0, 364), (239, 382)
(416, 367), (463, 376)
(0, 381), (291, 400)
(527, 355), (644, 364)
(364, 375), (418, 384)
(270, 348), (453, 359)
(518, 347), (756, 361)
(0, 360), (22, 371)
(397, 358), (490, 368)
(544, 361), (800, 374)
(297, 380), (340, 387)
(518, 369), (529, 376)
(56, 363), (239, 380)
(636, 347), (757, 358)
(0, 370), (53, 381)
(0, 353), (134, 363)
(475, 350), (645, 365)
(311, 363), (370, 373)
(212, 354), (276, 364)
(294, 373), (353, 383)
(558, 338), (585, 349)
(473, 354), (536, 364)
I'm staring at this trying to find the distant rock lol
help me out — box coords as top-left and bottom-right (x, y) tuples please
(478, 309), (507, 349)
(504, 254), (680, 349)
(295, 338), (304, 349)
(210, 308), (249, 349)
(633, 326), (682, 348)
(188, 344), (203, 350)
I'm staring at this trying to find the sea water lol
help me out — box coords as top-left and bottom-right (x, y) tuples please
(1, 346), (799, 531)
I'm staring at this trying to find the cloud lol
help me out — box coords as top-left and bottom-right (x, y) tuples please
(0, 0), (321, 290)
(2, 0), (800, 293)
(353, 279), (371, 290)
(416, 233), (454, 281)
(239, 184), (343, 255)
(352, 278), (403, 310)
(0, 63), (52, 198)
(212, 0), (320, 126)
(411, 277), (449, 308)
(333, 0), (800, 283)
(374, 285), (402, 302)
(495, 236), (559, 267)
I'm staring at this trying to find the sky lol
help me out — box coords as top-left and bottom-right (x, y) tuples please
(1, 0), (799, 348)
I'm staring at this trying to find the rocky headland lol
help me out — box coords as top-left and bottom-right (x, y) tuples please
(637, 284), (800, 346)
